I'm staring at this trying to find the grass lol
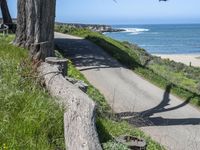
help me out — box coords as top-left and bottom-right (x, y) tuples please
(55, 25), (200, 108)
(0, 34), (162, 150)
(55, 50), (164, 150)
(150, 64), (197, 90)
(0, 36), (65, 149)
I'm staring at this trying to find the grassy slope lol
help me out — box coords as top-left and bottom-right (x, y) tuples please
(0, 36), (65, 149)
(55, 25), (200, 108)
(55, 50), (164, 150)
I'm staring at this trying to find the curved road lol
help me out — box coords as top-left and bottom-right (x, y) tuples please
(55, 32), (200, 150)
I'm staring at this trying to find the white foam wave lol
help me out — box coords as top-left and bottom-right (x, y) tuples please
(121, 28), (150, 35)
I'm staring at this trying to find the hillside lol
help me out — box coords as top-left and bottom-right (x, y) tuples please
(55, 24), (200, 109)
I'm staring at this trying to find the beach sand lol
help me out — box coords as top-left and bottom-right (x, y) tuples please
(154, 54), (200, 67)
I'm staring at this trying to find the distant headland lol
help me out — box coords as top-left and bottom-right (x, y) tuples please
(0, 18), (124, 33)
(55, 22), (125, 33)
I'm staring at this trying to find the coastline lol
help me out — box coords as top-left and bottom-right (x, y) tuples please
(105, 24), (200, 68)
(153, 53), (200, 67)
(55, 22), (125, 33)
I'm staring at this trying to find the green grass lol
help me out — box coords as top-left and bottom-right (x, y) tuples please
(0, 36), (65, 149)
(0, 35), (162, 150)
(55, 25), (200, 108)
(150, 64), (197, 90)
(55, 50), (164, 150)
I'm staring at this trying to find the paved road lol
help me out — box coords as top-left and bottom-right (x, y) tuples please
(55, 32), (200, 150)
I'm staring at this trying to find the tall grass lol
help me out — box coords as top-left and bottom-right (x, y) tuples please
(0, 36), (65, 149)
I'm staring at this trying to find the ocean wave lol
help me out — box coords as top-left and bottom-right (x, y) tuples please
(140, 44), (165, 47)
(120, 28), (150, 35)
(149, 32), (159, 35)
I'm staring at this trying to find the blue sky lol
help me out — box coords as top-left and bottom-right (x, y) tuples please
(4, 0), (200, 24)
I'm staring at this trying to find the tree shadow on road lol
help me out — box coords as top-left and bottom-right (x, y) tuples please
(55, 35), (148, 73)
(115, 84), (200, 127)
(55, 38), (123, 72)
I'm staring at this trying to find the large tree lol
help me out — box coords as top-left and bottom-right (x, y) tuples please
(0, 0), (13, 25)
(14, 0), (56, 60)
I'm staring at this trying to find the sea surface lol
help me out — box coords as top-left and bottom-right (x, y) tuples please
(104, 24), (200, 54)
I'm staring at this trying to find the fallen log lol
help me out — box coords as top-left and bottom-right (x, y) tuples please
(38, 62), (102, 150)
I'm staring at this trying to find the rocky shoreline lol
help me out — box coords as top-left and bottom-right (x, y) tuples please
(55, 22), (125, 33)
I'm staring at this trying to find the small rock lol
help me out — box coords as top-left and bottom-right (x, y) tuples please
(65, 77), (78, 84)
(65, 77), (88, 93)
(74, 80), (89, 93)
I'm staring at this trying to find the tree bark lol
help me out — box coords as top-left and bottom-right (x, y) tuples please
(14, 0), (56, 60)
(0, 0), (12, 24)
(38, 62), (102, 150)
(0, 0), (15, 32)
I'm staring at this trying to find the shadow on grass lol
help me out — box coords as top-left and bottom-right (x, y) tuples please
(85, 35), (143, 70)
(96, 119), (113, 143)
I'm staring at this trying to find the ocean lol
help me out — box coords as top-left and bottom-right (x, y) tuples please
(104, 24), (200, 54)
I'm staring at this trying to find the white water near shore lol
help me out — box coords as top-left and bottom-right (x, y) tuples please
(120, 28), (150, 35)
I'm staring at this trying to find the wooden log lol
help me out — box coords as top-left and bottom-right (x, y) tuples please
(38, 62), (102, 150)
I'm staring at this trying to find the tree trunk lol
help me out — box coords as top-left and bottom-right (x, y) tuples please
(0, 0), (15, 32)
(0, 0), (12, 24)
(14, 0), (56, 60)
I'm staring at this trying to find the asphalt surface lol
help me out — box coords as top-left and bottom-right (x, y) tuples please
(55, 32), (200, 150)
